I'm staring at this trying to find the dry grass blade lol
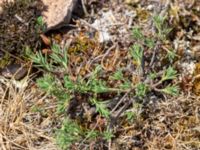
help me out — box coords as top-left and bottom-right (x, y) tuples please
(0, 75), (58, 150)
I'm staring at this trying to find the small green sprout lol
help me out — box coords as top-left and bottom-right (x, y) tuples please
(162, 66), (177, 81)
(36, 16), (46, 31)
(56, 118), (82, 149)
(85, 66), (109, 93)
(31, 51), (53, 71)
(50, 44), (68, 68)
(29, 44), (68, 71)
(130, 44), (143, 67)
(103, 129), (114, 141)
(36, 16), (44, 26)
(64, 76), (76, 91)
(119, 80), (132, 90)
(153, 15), (166, 32)
(148, 72), (157, 80)
(90, 98), (110, 118)
(125, 111), (136, 123)
(91, 79), (108, 93)
(36, 74), (56, 92)
(86, 130), (99, 140)
(135, 83), (148, 98)
(55, 92), (71, 114)
(153, 15), (172, 40)
(161, 85), (179, 96)
(167, 49), (177, 62)
(145, 38), (155, 49)
(111, 69), (123, 80)
(132, 27), (144, 40)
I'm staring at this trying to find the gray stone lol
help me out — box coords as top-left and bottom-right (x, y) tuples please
(0, 0), (14, 14)
(0, 0), (77, 30)
(41, 0), (77, 30)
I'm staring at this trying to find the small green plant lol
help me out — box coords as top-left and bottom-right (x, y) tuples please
(148, 72), (157, 80)
(166, 49), (177, 63)
(111, 70), (132, 90)
(145, 38), (155, 49)
(37, 74), (71, 114)
(36, 16), (46, 32)
(36, 16), (44, 26)
(56, 118), (83, 149)
(31, 51), (53, 71)
(29, 44), (68, 72)
(135, 83), (148, 98)
(64, 74), (109, 94)
(85, 130), (99, 140)
(125, 103), (141, 123)
(28, 14), (180, 149)
(37, 74), (57, 92)
(90, 98), (110, 118)
(111, 69), (123, 80)
(129, 14), (179, 98)
(153, 15), (172, 40)
(125, 111), (136, 123)
(130, 44), (143, 67)
(102, 128), (114, 141)
(50, 44), (68, 69)
(161, 85), (179, 96)
(161, 66), (177, 81)
(132, 27), (144, 40)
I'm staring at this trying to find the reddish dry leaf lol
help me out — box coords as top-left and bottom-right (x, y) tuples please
(42, 48), (52, 54)
(40, 34), (51, 46)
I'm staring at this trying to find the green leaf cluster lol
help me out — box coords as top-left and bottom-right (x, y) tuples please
(90, 98), (110, 118)
(56, 118), (82, 149)
(135, 83), (148, 98)
(161, 85), (179, 96)
(37, 74), (71, 114)
(130, 44), (143, 67)
(36, 16), (46, 32)
(30, 44), (68, 71)
(162, 66), (177, 81)
(132, 27), (144, 40)
(153, 15), (172, 40)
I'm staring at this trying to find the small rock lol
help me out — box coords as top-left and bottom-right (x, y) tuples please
(0, 64), (28, 80)
(0, 0), (77, 30)
(41, 0), (78, 30)
(92, 10), (116, 43)
(180, 61), (195, 76)
(0, 0), (14, 14)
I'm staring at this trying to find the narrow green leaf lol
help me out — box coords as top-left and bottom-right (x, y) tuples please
(162, 67), (177, 81)
(111, 70), (123, 80)
(90, 98), (110, 118)
(132, 27), (144, 40)
(130, 44), (143, 66)
(161, 85), (179, 96)
(135, 83), (148, 98)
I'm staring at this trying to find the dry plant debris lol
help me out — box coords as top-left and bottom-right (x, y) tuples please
(0, 0), (200, 150)
(0, 76), (59, 150)
(114, 94), (200, 150)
